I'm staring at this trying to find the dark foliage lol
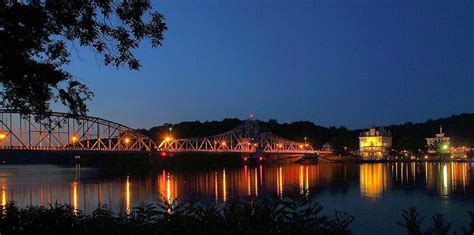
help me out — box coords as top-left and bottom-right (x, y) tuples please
(462, 210), (474, 235)
(426, 213), (452, 235)
(0, 196), (355, 234)
(1, 200), (473, 234)
(385, 113), (474, 152)
(397, 206), (472, 235)
(0, 0), (167, 116)
(396, 206), (424, 235)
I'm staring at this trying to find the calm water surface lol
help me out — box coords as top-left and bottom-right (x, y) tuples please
(0, 162), (473, 234)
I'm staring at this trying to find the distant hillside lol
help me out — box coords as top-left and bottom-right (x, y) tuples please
(141, 113), (474, 153)
(381, 113), (474, 151)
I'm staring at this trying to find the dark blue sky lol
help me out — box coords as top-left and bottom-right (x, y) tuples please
(64, 0), (474, 129)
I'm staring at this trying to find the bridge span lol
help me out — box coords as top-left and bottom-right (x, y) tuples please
(160, 119), (322, 155)
(0, 110), (323, 155)
(0, 110), (156, 152)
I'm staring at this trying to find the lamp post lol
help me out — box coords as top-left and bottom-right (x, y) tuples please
(71, 136), (78, 146)
(304, 137), (307, 144)
(125, 137), (130, 150)
(0, 131), (7, 149)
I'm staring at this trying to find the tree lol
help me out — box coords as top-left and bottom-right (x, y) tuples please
(396, 206), (424, 235)
(0, 0), (167, 116)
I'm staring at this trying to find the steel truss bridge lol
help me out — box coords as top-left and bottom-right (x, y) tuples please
(161, 119), (319, 155)
(0, 110), (156, 152)
(0, 110), (320, 155)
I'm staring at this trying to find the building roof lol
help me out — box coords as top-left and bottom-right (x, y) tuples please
(359, 127), (391, 137)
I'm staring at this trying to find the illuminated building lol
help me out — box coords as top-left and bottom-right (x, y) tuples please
(359, 127), (392, 160)
(425, 126), (450, 153)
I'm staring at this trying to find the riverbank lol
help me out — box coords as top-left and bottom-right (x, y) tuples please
(1, 150), (473, 173)
(315, 154), (474, 163)
(1, 150), (473, 166)
(0, 150), (246, 175)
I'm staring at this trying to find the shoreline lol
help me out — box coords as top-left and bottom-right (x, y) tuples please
(0, 150), (472, 167)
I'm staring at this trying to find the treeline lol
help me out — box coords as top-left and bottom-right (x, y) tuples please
(385, 113), (474, 152)
(140, 113), (474, 153)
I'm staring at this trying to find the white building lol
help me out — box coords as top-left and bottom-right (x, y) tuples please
(359, 127), (392, 160)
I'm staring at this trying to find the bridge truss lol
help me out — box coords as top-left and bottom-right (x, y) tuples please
(161, 119), (317, 154)
(0, 110), (157, 152)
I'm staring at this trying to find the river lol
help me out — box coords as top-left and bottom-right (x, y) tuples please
(0, 162), (473, 234)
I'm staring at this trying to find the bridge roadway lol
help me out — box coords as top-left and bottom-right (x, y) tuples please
(0, 110), (324, 155)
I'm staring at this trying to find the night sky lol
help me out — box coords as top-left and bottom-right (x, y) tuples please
(64, 0), (474, 129)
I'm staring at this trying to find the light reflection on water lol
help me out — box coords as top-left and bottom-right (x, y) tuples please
(360, 164), (388, 199)
(0, 162), (472, 210)
(0, 162), (473, 232)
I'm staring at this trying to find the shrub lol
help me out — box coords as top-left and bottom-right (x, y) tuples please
(0, 196), (354, 234)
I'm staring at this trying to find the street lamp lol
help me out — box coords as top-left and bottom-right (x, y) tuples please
(158, 136), (173, 149)
(304, 137), (307, 144)
(169, 127), (173, 135)
(124, 137), (131, 150)
(0, 131), (7, 149)
(70, 136), (78, 148)
(0, 132), (7, 141)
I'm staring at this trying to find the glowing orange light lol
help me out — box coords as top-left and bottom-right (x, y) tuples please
(124, 138), (130, 144)
(223, 169), (227, 202)
(72, 181), (78, 213)
(71, 136), (78, 142)
(259, 156), (263, 161)
(360, 164), (387, 199)
(221, 141), (226, 146)
(126, 176), (131, 215)
(299, 145), (303, 148)
(0, 132), (7, 141)
(158, 136), (173, 148)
